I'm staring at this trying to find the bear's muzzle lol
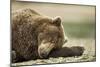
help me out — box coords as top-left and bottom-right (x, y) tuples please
(38, 42), (55, 58)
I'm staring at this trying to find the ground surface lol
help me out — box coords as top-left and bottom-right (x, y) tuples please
(12, 38), (95, 66)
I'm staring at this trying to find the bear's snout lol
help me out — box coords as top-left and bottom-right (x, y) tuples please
(38, 42), (55, 58)
(39, 51), (48, 58)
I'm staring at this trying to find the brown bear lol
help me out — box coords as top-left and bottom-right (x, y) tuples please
(12, 8), (84, 63)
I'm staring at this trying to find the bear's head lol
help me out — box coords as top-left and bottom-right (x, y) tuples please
(35, 16), (67, 58)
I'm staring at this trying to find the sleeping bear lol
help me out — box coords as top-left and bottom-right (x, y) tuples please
(12, 8), (84, 63)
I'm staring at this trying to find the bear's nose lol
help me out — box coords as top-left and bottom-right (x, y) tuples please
(40, 52), (48, 58)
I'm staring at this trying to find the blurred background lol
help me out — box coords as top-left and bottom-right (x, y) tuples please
(12, 0), (96, 39)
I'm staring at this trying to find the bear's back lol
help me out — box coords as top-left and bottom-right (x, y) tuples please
(12, 8), (41, 25)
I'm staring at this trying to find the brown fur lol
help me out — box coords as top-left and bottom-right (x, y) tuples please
(49, 46), (84, 57)
(12, 8), (84, 63)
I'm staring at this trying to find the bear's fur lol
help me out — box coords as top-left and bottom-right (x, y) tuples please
(12, 8), (84, 63)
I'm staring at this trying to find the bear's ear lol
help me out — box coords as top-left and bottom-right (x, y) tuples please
(52, 16), (61, 26)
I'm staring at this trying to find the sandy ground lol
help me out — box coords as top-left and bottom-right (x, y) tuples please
(12, 38), (96, 66)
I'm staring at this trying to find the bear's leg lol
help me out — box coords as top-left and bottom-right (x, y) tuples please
(12, 50), (26, 63)
(49, 46), (84, 58)
(12, 50), (17, 63)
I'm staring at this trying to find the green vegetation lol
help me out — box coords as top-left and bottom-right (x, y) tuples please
(62, 22), (96, 38)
